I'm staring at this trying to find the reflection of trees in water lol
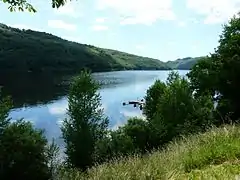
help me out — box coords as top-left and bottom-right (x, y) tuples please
(0, 71), (165, 109)
(0, 71), (127, 108)
(0, 72), (70, 108)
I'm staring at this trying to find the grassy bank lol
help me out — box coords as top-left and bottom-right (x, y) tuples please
(59, 125), (240, 180)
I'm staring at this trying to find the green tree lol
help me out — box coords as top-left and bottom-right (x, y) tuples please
(61, 70), (109, 171)
(0, 92), (61, 180)
(0, 120), (51, 179)
(144, 72), (214, 147)
(188, 12), (240, 122)
(46, 138), (62, 179)
(187, 56), (221, 99)
(94, 129), (135, 163)
(215, 13), (240, 120)
(143, 79), (166, 121)
(94, 118), (153, 163)
(120, 117), (152, 153)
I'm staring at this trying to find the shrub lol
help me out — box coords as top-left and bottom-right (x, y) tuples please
(144, 71), (214, 147)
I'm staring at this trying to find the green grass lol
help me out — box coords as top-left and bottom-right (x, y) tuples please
(59, 125), (240, 179)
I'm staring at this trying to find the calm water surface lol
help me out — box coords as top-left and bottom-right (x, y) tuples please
(1, 70), (188, 144)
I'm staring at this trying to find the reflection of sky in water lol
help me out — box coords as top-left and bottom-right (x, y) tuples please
(9, 70), (188, 143)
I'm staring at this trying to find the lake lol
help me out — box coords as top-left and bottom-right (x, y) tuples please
(0, 70), (188, 144)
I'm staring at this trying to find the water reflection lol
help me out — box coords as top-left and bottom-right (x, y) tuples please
(1, 70), (189, 142)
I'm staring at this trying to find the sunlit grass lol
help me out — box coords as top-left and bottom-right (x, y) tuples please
(59, 125), (240, 180)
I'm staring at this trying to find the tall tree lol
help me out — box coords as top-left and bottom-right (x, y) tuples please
(61, 70), (109, 171)
(188, 12), (240, 122)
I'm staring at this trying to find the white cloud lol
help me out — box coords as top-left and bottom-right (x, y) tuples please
(48, 20), (77, 31)
(96, 0), (175, 25)
(48, 103), (68, 116)
(91, 25), (109, 31)
(54, 2), (83, 18)
(186, 0), (240, 24)
(8, 24), (43, 31)
(177, 21), (187, 27)
(189, 18), (199, 24)
(96, 17), (106, 23)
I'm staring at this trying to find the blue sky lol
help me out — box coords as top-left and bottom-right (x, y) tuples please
(1, 0), (239, 61)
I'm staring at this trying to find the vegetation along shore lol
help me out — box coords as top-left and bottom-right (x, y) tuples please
(0, 0), (240, 179)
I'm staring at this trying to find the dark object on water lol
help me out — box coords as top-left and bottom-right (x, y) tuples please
(122, 99), (145, 110)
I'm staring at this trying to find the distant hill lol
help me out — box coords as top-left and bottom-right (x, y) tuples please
(0, 23), (170, 73)
(0, 23), (203, 73)
(166, 57), (204, 70)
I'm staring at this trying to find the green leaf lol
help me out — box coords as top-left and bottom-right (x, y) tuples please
(18, 6), (23, 11)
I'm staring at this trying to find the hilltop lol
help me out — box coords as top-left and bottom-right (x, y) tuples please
(0, 23), (201, 73)
(166, 56), (204, 70)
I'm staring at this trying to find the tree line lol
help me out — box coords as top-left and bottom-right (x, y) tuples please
(0, 12), (239, 180)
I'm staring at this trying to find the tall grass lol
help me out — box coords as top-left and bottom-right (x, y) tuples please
(59, 125), (240, 179)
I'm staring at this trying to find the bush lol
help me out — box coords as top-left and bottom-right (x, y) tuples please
(0, 120), (51, 179)
(120, 117), (152, 153)
(93, 129), (135, 164)
(144, 71), (214, 147)
(0, 92), (54, 180)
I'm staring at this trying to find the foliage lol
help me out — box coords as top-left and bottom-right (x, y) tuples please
(93, 129), (135, 164)
(0, 92), (63, 180)
(0, 91), (12, 133)
(1, 0), (69, 12)
(58, 125), (240, 180)
(120, 118), (152, 153)
(144, 79), (166, 121)
(187, 55), (221, 98)
(93, 118), (154, 165)
(0, 23), (170, 74)
(93, 71), (215, 165)
(0, 9), (239, 180)
(188, 12), (240, 121)
(0, 119), (51, 179)
(45, 138), (62, 179)
(144, 71), (214, 147)
(61, 69), (109, 171)
(94, 117), (160, 165)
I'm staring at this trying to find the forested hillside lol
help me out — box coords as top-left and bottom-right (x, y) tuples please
(166, 57), (204, 70)
(0, 23), (202, 73)
(0, 23), (171, 73)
